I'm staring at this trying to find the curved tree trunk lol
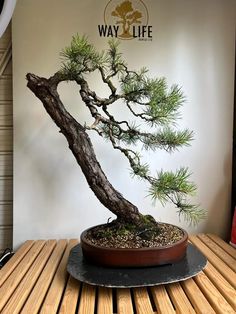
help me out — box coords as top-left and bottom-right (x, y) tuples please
(26, 73), (145, 226)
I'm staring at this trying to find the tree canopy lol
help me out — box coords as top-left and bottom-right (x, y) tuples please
(58, 35), (205, 225)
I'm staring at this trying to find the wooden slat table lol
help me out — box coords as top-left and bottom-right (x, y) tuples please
(0, 234), (235, 313)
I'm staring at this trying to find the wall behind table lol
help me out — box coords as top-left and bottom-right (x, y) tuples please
(12, 0), (236, 248)
(0, 25), (13, 251)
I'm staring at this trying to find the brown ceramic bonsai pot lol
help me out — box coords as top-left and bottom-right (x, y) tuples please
(80, 224), (188, 267)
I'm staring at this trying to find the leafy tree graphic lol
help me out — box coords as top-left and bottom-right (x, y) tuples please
(112, 0), (142, 38)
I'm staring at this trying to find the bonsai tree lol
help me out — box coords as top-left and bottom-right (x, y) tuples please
(26, 35), (205, 240)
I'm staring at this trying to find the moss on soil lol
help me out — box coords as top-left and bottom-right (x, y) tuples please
(85, 220), (184, 249)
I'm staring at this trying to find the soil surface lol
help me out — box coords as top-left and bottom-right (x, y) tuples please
(84, 222), (185, 249)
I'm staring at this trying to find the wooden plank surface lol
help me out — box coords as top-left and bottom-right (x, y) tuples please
(0, 235), (235, 314)
(117, 288), (134, 314)
(203, 262), (236, 311)
(189, 235), (236, 289)
(198, 234), (236, 272)
(78, 283), (96, 314)
(21, 239), (67, 314)
(1, 240), (57, 314)
(58, 276), (81, 314)
(207, 233), (236, 259)
(181, 277), (215, 313)
(194, 271), (235, 313)
(97, 287), (113, 314)
(151, 285), (175, 314)
(166, 282), (196, 313)
(0, 240), (34, 286)
(40, 239), (78, 314)
(0, 240), (46, 312)
(133, 287), (154, 314)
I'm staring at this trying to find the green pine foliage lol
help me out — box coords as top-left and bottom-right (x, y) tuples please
(60, 34), (206, 225)
(60, 35), (106, 78)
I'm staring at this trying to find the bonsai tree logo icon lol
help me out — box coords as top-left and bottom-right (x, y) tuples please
(111, 0), (142, 38)
(104, 0), (149, 39)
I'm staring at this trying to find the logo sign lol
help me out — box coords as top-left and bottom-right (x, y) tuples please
(98, 0), (152, 41)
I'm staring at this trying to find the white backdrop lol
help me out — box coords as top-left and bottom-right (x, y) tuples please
(12, 0), (236, 248)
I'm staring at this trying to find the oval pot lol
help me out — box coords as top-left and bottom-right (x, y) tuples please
(80, 224), (188, 267)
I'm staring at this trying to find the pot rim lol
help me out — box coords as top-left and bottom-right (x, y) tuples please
(80, 222), (188, 252)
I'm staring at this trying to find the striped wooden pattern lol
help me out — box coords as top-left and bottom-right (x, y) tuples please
(0, 234), (235, 313)
(0, 23), (13, 252)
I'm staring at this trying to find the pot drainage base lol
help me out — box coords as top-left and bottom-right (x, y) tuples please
(67, 243), (207, 288)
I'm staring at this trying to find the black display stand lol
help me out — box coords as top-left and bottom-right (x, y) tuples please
(67, 243), (207, 288)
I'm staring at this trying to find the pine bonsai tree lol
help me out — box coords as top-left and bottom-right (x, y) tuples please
(26, 35), (205, 239)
